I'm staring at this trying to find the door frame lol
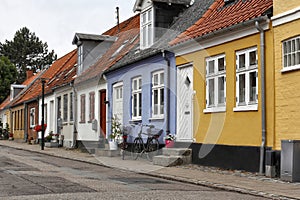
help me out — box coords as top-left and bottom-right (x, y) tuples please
(176, 63), (194, 142)
(99, 90), (107, 136)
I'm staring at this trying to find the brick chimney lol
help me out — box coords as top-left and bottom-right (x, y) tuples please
(26, 70), (34, 80)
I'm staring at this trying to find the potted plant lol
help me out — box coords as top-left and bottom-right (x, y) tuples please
(164, 133), (175, 148)
(109, 115), (122, 150)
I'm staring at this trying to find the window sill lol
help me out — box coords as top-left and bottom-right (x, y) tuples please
(203, 107), (226, 113)
(281, 65), (300, 73)
(233, 105), (258, 112)
(130, 118), (142, 123)
(149, 117), (164, 121)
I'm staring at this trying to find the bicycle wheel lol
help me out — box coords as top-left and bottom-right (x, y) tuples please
(147, 138), (159, 161)
(131, 138), (143, 160)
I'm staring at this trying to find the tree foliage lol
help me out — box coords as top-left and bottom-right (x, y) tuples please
(0, 56), (17, 103)
(0, 27), (57, 83)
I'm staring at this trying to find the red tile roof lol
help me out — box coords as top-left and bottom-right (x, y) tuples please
(102, 14), (140, 36)
(75, 14), (140, 85)
(0, 96), (10, 110)
(12, 49), (77, 106)
(170, 0), (273, 45)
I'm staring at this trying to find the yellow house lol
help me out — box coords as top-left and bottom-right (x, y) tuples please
(170, 0), (273, 172)
(272, 0), (300, 149)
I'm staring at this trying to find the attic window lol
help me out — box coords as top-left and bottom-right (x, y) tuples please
(140, 7), (154, 49)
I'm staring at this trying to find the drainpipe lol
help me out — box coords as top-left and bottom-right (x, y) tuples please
(162, 50), (171, 135)
(71, 82), (78, 148)
(256, 21), (266, 174)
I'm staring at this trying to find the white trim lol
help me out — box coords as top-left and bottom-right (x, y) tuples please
(173, 22), (269, 57)
(281, 64), (300, 73)
(272, 6), (300, 27)
(177, 62), (193, 69)
(203, 107), (226, 113)
(233, 105), (258, 112)
(113, 82), (123, 88)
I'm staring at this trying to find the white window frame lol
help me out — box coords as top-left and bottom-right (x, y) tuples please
(152, 70), (164, 119)
(132, 76), (142, 120)
(30, 108), (35, 128)
(204, 54), (226, 113)
(281, 36), (300, 73)
(140, 7), (154, 49)
(78, 45), (83, 74)
(234, 47), (258, 112)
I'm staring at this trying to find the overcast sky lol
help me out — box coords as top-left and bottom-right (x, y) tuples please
(0, 0), (137, 57)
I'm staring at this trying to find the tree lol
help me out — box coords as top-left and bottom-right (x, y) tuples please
(0, 56), (17, 103)
(0, 27), (57, 83)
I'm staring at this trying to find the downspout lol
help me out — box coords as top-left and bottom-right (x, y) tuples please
(256, 21), (266, 174)
(162, 50), (171, 135)
(71, 82), (78, 148)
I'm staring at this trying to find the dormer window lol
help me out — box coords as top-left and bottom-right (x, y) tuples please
(141, 7), (154, 49)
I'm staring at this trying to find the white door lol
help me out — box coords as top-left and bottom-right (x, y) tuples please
(176, 64), (194, 142)
(113, 82), (123, 125)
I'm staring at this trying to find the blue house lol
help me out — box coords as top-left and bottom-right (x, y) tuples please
(104, 0), (213, 143)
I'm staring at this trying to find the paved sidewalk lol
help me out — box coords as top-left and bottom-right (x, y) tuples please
(0, 140), (299, 200)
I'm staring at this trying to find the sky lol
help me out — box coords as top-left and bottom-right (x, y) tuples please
(0, 0), (137, 57)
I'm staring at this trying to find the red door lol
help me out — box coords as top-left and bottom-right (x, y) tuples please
(100, 90), (106, 136)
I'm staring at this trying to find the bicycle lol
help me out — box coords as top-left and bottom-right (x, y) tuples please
(131, 124), (163, 161)
(119, 125), (133, 160)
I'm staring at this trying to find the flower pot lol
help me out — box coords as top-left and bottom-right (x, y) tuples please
(109, 141), (118, 150)
(165, 140), (175, 148)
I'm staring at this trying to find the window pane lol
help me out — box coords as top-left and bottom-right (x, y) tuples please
(153, 74), (158, 86)
(249, 72), (257, 102)
(208, 79), (215, 106)
(218, 76), (225, 104)
(142, 12), (146, 24)
(284, 42), (288, 54)
(291, 53), (295, 66)
(148, 24), (152, 46)
(250, 51), (257, 65)
(133, 80), (137, 90)
(133, 94), (137, 117)
(160, 73), (164, 85)
(142, 27), (146, 47)
(239, 74), (246, 104)
(139, 93), (142, 116)
(208, 60), (214, 74)
(292, 40), (296, 52)
(218, 57), (225, 71)
(239, 54), (245, 69)
(287, 41), (291, 53)
(154, 89), (158, 114)
(297, 38), (300, 51)
(63, 94), (68, 122)
(296, 52), (300, 65)
(148, 9), (152, 21)
(160, 88), (164, 115)
(138, 78), (142, 89)
(120, 88), (123, 99)
(288, 54), (291, 67)
(284, 55), (288, 67)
